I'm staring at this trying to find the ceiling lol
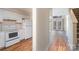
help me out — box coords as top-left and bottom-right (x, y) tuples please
(1, 8), (32, 16)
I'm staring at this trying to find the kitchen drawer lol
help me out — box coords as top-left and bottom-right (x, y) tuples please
(5, 38), (20, 47)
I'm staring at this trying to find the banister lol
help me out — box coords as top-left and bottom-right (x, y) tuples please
(69, 9), (78, 23)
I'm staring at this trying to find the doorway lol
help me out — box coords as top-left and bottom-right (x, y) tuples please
(53, 16), (64, 31)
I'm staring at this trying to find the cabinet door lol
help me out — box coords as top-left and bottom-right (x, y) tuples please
(25, 20), (32, 39)
(26, 26), (32, 38)
(0, 33), (5, 49)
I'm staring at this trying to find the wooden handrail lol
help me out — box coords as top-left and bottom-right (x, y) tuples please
(69, 9), (78, 23)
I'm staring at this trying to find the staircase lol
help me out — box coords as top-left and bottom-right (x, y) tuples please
(72, 9), (79, 49)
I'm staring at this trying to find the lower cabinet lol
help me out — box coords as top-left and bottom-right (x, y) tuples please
(0, 32), (5, 49)
(18, 20), (32, 40)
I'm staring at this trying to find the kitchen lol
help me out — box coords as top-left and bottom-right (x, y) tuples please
(0, 8), (32, 51)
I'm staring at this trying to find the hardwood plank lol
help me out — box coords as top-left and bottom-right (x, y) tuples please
(1, 38), (32, 51)
(48, 36), (70, 51)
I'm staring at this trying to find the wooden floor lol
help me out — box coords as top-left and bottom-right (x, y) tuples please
(48, 32), (70, 51)
(48, 39), (70, 51)
(1, 38), (32, 51)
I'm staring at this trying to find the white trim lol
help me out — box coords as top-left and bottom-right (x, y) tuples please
(32, 8), (37, 51)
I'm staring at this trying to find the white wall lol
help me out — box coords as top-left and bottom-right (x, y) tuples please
(36, 8), (50, 51)
(52, 8), (73, 50)
(53, 8), (69, 16)
(66, 15), (73, 50)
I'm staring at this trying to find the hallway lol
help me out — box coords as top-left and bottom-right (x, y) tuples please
(48, 31), (70, 51)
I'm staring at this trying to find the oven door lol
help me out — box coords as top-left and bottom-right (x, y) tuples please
(9, 32), (18, 38)
(5, 32), (18, 41)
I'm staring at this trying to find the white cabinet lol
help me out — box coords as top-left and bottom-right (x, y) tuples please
(25, 26), (32, 39)
(5, 38), (20, 47)
(0, 32), (5, 49)
(26, 20), (32, 39)
(22, 20), (32, 39)
(18, 29), (25, 40)
(16, 19), (22, 23)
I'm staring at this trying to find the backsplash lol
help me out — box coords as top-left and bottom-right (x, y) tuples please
(2, 24), (17, 32)
(0, 20), (17, 32)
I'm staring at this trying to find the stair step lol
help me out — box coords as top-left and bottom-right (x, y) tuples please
(77, 40), (79, 44)
(77, 33), (79, 34)
(77, 30), (79, 31)
(77, 34), (79, 38)
(77, 25), (79, 26)
(77, 27), (79, 29)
